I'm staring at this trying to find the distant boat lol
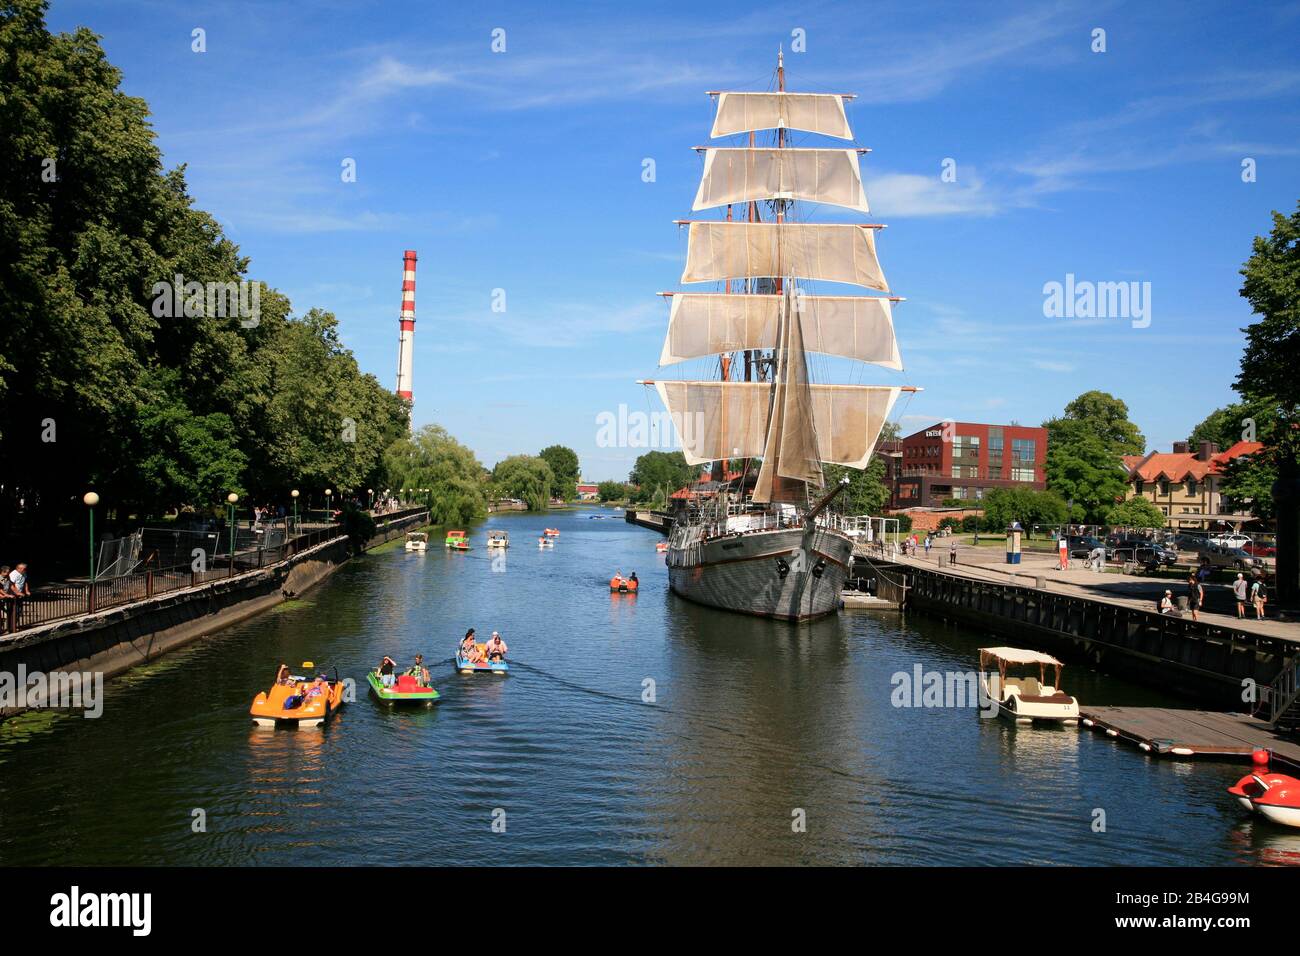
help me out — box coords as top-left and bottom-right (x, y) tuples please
(647, 52), (916, 621)
(404, 531), (428, 552)
(486, 530), (509, 549)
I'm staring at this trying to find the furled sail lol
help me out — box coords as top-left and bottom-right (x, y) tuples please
(711, 92), (852, 140)
(681, 222), (888, 291)
(693, 148), (869, 213)
(660, 293), (901, 369)
(655, 381), (900, 470)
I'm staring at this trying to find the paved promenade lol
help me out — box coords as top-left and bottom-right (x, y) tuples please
(867, 544), (1298, 643)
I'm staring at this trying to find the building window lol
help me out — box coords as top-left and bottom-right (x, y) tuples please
(1158, 479), (1169, 495)
(1186, 480), (1198, 496)
(1011, 466), (1036, 482)
(1011, 438), (1036, 462)
(1135, 479), (1144, 494)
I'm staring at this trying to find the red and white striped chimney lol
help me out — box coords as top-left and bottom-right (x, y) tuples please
(395, 249), (416, 403)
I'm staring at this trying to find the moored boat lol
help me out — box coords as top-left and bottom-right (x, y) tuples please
(1228, 752), (1300, 826)
(977, 647), (1079, 725)
(250, 662), (346, 728)
(366, 670), (440, 706)
(644, 53), (917, 622)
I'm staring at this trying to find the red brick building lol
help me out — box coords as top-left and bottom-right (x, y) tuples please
(889, 422), (1048, 509)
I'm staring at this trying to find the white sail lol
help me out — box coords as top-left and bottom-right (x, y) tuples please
(808, 383), (901, 468)
(655, 380), (900, 469)
(693, 148), (869, 213)
(653, 381), (770, 465)
(681, 222), (889, 291)
(660, 293), (901, 369)
(711, 92), (852, 140)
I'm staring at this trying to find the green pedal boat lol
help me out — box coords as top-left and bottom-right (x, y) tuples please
(367, 670), (441, 706)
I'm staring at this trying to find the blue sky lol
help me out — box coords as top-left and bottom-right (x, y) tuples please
(49, 0), (1300, 480)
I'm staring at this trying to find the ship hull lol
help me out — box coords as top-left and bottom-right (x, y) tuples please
(666, 525), (851, 621)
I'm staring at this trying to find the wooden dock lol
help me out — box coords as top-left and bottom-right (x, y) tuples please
(1081, 705), (1300, 770)
(841, 592), (900, 611)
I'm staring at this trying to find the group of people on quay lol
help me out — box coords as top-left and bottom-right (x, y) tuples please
(0, 562), (31, 633)
(1161, 570), (1269, 620)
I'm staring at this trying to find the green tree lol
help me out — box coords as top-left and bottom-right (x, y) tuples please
(982, 487), (1069, 530)
(628, 451), (694, 504)
(824, 457), (889, 515)
(538, 444), (580, 501)
(1043, 391), (1142, 522)
(1105, 497), (1167, 529)
(492, 455), (555, 511)
(1188, 398), (1276, 449)
(1234, 202), (1300, 603)
(597, 480), (629, 502)
(384, 424), (486, 527)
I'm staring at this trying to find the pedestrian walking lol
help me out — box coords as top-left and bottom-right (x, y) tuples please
(0, 565), (11, 634)
(949, 540), (958, 566)
(924, 535), (932, 559)
(1186, 573), (1203, 623)
(1232, 572), (1248, 619)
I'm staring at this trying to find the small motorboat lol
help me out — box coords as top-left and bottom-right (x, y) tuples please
(486, 530), (509, 549)
(543, 528), (560, 537)
(538, 536), (554, 548)
(445, 530), (471, 551)
(655, 541), (668, 553)
(610, 574), (639, 593)
(404, 531), (429, 552)
(1228, 751), (1300, 827)
(367, 670), (440, 706)
(250, 662), (346, 728)
(977, 647), (1079, 725)
(456, 644), (509, 676)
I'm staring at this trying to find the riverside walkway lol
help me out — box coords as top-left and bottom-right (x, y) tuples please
(0, 507), (427, 637)
(862, 544), (1298, 644)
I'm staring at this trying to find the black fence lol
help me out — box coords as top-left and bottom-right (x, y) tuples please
(1, 508), (427, 637)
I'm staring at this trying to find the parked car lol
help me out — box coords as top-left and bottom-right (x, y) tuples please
(1243, 541), (1277, 558)
(1199, 543), (1262, 572)
(1110, 541), (1178, 567)
(1209, 533), (1251, 549)
(1066, 535), (1111, 559)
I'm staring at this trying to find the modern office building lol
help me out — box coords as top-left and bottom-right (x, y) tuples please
(889, 422), (1048, 509)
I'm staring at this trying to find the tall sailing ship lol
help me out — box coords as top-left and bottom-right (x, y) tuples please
(644, 53), (916, 621)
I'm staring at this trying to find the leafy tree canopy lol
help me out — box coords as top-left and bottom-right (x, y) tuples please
(1106, 496), (1167, 529)
(492, 455), (555, 511)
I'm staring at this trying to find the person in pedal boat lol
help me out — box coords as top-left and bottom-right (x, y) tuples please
(378, 655), (397, 687)
(406, 654), (430, 686)
(485, 632), (508, 661)
(276, 664), (294, 686)
(305, 676), (328, 698)
(460, 630), (484, 664)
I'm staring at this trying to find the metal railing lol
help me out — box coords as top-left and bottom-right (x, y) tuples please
(1260, 657), (1300, 725)
(0, 508), (427, 637)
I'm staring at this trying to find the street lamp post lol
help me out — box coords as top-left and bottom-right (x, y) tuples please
(291, 489), (299, 533)
(83, 492), (99, 585)
(325, 488), (333, 523)
(227, 493), (239, 567)
(367, 488), (374, 511)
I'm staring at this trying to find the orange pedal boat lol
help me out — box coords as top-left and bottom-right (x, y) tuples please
(251, 662), (346, 728)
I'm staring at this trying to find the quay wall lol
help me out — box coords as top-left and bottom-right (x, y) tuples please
(896, 562), (1289, 708)
(0, 511), (429, 717)
(625, 509), (673, 535)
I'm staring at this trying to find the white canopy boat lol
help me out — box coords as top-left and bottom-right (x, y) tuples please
(486, 530), (509, 549)
(404, 531), (428, 552)
(978, 647), (1079, 725)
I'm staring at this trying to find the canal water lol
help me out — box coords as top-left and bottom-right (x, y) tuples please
(0, 508), (1292, 866)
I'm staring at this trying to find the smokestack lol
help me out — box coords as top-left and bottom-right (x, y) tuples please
(395, 249), (417, 404)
